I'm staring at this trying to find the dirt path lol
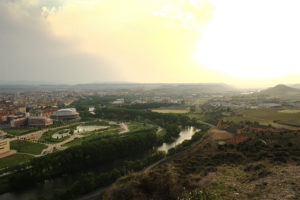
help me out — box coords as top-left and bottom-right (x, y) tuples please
(157, 126), (163, 133)
(119, 122), (129, 134)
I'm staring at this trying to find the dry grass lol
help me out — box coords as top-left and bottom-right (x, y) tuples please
(224, 109), (300, 127)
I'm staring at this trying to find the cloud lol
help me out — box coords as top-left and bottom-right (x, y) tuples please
(0, 0), (120, 84)
(43, 0), (215, 83)
(154, 0), (214, 30)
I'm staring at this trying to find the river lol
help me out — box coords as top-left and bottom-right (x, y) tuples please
(157, 126), (197, 153)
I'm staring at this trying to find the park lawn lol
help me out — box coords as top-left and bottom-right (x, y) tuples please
(39, 129), (70, 144)
(127, 122), (148, 132)
(3, 127), (40, 136)
(10, 140), (47, 155)
(224, 109), (300, 126)
(63, 129), (119, 147)
(0, 154), (34, 169)
(82, 120), (110, 126)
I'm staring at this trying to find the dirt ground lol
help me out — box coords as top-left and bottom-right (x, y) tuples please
(203, 128), (233, 141)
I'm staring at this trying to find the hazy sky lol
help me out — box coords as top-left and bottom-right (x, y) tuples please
(1, 0), (300, 87)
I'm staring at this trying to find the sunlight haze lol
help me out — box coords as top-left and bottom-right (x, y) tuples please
(1, 0), (300, 87)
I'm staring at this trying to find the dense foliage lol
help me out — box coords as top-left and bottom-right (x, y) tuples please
(7, 129), (158, 192)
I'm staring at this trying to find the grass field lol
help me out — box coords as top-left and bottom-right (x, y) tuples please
(10, 140), (47, 155)
(3, 127), (40, 136)
(224, 109), (300, 127)
(278, 109), (300, 114)
(152, 109), (189, 114)
(127, 122), (148, 132)
(63, 128), (119, 147)
(39, 129), (70, 144)
(0, 154), (34, 169)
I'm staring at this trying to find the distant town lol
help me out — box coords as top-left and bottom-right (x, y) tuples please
(1, 83), (300, 199)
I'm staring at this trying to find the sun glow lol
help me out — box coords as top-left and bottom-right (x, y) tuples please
(194, 0), (300, 79)
(3, 0), (300, 86)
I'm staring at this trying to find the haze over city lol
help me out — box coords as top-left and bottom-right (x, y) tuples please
(2, 1), (300, 200)
(1, 0), (300, 87)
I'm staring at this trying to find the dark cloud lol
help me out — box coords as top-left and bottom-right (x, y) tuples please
(0, 1), (120, 84)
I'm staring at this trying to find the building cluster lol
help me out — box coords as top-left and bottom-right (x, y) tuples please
(10, 116), (54, 127)
(0, 138), (10, 155)
(8, 108), (79, 127)
(0, 90), (81, 128)
(204, 96), (300, 111)
(109, 96), (184, 105)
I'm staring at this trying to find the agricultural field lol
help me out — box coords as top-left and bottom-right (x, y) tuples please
(224, 109), (300, 127)
(0, 154), (34, 169)
(279, 109), (300, 113)
(10, 140), (47, 155)
(152, 108), (189, 114)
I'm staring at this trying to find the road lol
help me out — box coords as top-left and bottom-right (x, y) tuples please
(119, 122), (129, 134)
(198, 120), (215, 127)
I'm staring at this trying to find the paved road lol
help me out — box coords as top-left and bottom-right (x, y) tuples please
(144, 157), (167, 172)
(198, 120), (215, 127)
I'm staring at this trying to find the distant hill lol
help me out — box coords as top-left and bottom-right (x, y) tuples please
(0, 82), (238, 94)
(289, 84), (300, 89)
(150, 83), (237, 95)
(260, 84), (300, 95)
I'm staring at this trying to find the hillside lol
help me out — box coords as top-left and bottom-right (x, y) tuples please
(103, 122), (300, 200)
(260, 84), (300, 96)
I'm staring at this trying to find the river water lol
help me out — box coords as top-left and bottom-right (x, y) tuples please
(157, 126), (197, 153)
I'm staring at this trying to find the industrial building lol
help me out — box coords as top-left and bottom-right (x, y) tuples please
(28, 116), (53, 126)
(10, 117), (27, 127)
(9, 116), (53, 127)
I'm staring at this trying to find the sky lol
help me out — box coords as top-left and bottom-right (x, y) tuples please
(1, 0), (300, 87)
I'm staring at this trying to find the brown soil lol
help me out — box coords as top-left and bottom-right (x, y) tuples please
(203, 128), (233, 141)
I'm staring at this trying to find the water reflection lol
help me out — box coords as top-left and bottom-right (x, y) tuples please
(157, 127), (196, 153)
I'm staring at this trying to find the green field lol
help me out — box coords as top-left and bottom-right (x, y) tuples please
(39, 129), (70, 144)
(0, 154), (34, 169)
(278, 109), (300, 114)
(127, 122), (149, 132)
(3, 127), (40, 136)
(63, 128), (119, 147)
(224, 109), (300, 127)
(152, 109), (189, 114)
(10, 140), (47, 155)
